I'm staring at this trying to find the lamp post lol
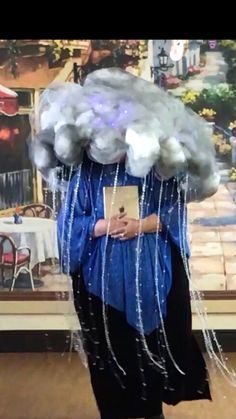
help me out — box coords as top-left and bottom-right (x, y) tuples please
(73, 63), (86, 85)
(150, 47), (174, 88)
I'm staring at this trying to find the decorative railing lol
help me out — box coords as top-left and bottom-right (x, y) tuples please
(0, 169), (33, 210)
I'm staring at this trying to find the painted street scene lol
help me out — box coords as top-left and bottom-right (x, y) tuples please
(0, 40), (236, 296)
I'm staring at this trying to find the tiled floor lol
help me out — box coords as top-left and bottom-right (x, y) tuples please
(0, 352), (235, 419)
(0, 263), (69, 293)
(37, 265), (69, 292)
(189, 183), (236, 291)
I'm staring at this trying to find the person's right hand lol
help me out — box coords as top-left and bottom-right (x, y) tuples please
(108, 212), (127, 234)
(93, 213), (127, 238)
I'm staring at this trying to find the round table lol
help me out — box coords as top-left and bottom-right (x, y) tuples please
(0, 217), (59, 268)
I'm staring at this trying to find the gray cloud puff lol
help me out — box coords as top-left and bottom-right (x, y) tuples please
(30, 68), (220, 201)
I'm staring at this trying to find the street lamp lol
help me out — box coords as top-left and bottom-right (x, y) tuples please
(150, 47), (174, 88)
(73, 63), (86, 85)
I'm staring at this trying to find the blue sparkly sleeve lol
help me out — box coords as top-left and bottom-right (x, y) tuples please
(57, 170), (96, 274)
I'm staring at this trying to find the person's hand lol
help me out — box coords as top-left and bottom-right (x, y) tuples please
(108, 213), (127, 234)
(110, 218), (140, 241)
(110, 213), (162, 241)
(94, 213), (126, 238)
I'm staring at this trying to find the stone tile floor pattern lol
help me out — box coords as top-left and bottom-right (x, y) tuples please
(188, 182), (236, 291)
(0, 263), (68, 293)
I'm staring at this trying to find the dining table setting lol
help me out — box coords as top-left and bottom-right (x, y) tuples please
(0, 213), (59, 290)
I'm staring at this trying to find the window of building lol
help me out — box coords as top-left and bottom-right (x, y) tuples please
(15, 90), (33, 108)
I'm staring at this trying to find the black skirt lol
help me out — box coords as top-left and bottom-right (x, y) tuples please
(72, 241), (211, 419)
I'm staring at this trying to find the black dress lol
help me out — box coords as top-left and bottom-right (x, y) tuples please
(72, 240), (211, 419)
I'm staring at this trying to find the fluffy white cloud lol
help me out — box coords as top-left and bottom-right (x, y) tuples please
(30, 68), (220, 201)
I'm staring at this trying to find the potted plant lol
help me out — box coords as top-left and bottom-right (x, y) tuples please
(192, 65), (201, 75)
(218, 143), (232, 162)
(229, 120), (236, 131)
(229, 167), (236, 181)
(198, 108), (216, 122)
(166, 75), (181, 89)
(181, 89), (200, 105)
(188, 66), (195, 77)
(212, 133), (224, 155)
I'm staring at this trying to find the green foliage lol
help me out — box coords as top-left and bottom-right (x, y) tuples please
(219, 40), (236, 85)
(180, 84), (236, 127)
(6, 40), (20, 78)
(45, 40), (75, 66)
(83, 40), (148, 77)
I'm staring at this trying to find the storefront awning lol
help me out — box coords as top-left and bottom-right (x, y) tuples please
(0, 85), (19, 116)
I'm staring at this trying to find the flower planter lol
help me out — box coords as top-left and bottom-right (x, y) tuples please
(167, 83), (180, 89)
(218, 153), (231, 164)
(204, 116), (215, 123)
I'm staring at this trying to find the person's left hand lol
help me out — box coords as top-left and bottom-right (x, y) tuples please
(110, 218), (141, 241)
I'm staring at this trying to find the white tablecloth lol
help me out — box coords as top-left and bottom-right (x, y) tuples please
(0, 217), (59, 268)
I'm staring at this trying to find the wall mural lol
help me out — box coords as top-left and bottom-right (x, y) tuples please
(0, 40), (236, 306)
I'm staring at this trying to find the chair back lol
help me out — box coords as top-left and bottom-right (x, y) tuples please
(0, 234), (16, 267)
(21, 204), (53, 219)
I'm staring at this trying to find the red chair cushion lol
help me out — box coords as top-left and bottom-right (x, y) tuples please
(3, 252), (29, 265)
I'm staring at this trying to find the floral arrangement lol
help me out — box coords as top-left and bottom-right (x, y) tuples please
(229, 120), (236, 130)
(198, 108), (216, 120)
(188, 65), (201, 76)
(212, 133), (224, 149)
(181, 89), (199, 105)
(229, 167), (236, 181)
(218, 143), (232, 156)
(212, 134), (232, 157)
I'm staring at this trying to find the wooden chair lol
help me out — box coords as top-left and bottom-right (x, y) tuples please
(20, 204), (54, 219)
(0, 233), (34, 291)
(20, 203), (55, 275)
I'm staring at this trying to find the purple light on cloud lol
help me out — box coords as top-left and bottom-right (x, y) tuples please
(93, 118), (104, 129)
(119, 101), (133, 117)
(90, 94), (106, 108)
